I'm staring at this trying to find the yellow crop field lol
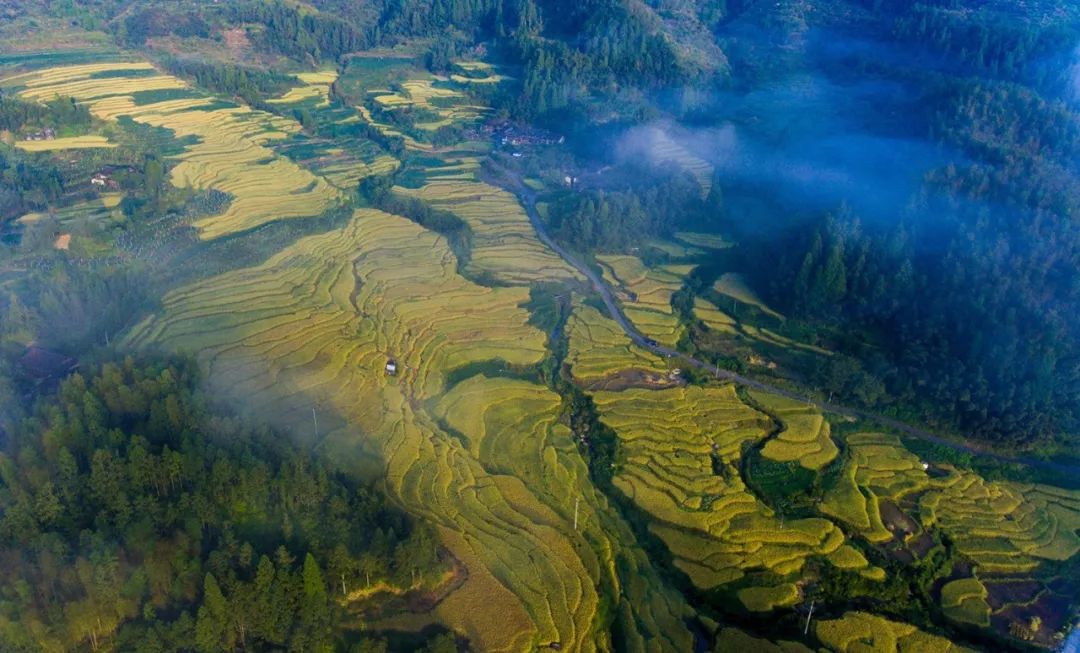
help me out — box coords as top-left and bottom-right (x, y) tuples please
(10, 62), (187, 102)
(355, 104), (436, 151)
(920, 473), (1080, 572)
(819, 433), (917, 543)
(451, 61), (511, 84)
(674, 232), (731, 250)
(370, 77), (489, 130)
(268, 70), (338, 106)
(822, 433), (1080, 575)
(750, 391), (838, 470)
(123, 208), (696, 652)
(296, 71), (339, 85)
(694, 297), (737, 334)
(940, 578), (991, 627)
(816, 612), (976, 652)
(2, 62), (341, 240)
(737, 583), (799, 612)
(564, 298), (668, 384)
(596, 255), (686, 347)
(713, 273), (784, 320)
(315, 154), (400, 191)
(592, 385), (853, 594)
(646, 238), (705, 258)
(826, 544), (870, 570)
(15, 135), (115, 151)
(396, 179), (580, 284)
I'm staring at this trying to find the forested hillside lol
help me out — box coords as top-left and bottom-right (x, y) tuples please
(0, 358), (447, 652)
(723, 2), (1080, 447)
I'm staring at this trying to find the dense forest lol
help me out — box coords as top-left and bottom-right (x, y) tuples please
(545, 169), (720, 252)
(0, 358), (446, 652)
(729, 3), (1080, 447)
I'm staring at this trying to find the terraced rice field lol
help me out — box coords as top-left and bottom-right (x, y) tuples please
(1, 61), (341, 239)
(674, 232), (731, 250)
(397, 178), (580, 285)
(318, 152), (399, 190)
(15, 134), (115, 150)
(371, 78), (489, 130)
(267, 70), (338, 107)
(29, 193), (124, 227)
(712, 272), (784, 320)
(450, 61), (511, 84)
(749, 391), (839, 470)
(564, 298), (668, 385)
(736, 583), (800, 612)
(356, 105), (434, 151)
(592, 386), (864, 594)
(123, 208), (695, 652)
(815, 612), (976, 652)
(940, 578), (991, 626)
(693, 297), (737, 334)
(633, 127), (713, 195)
(274, 134), (400, 192)
(921, 473), (1080, 573)
(821, 433), (1080, 572)
(646, 238), (705, 259)
(596, 255), (686, 347)
(819, 432), (922, 543)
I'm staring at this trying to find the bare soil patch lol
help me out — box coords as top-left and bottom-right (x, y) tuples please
(222, 28), (251, 53)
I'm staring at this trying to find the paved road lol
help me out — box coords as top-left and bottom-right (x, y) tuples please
(490, 164), (1080, 476)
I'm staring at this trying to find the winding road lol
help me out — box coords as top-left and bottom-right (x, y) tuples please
(489, 163), (1080, 477)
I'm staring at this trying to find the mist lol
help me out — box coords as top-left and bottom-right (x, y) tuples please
(611, 25), (978, 235)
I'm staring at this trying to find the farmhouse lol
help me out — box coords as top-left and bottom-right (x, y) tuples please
(25, 127), (57, 141)
(90, 171), (119, 189)
(385, 359), (398, 376)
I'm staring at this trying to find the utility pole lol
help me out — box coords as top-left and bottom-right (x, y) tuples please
(104, 331), (110, 346)
(574, 497), (580, 531)
(804, 600), (816, 636)
(312, 407), (319, 438)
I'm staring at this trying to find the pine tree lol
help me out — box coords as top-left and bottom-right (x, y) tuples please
(298, 553), (333, 652)
(195, 573), (231, 652)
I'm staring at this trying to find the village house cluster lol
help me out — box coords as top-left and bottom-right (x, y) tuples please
(23, 127), (56, 141)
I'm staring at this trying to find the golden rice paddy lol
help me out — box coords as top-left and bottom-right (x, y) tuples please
(592, 385), (854, 592)
(267, 70), (338, 107)
(15, 134), (115, 150)
(2, 61), (341, 240)
(123, 208), (695, 652)
(821, 433), (1080, 573)
(749, 391), (839, 470)
(564, 298), (668, 385)
(816, 612), (976, 652)
(396, 178), (581, 285)
(596, 255), (686, 347)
